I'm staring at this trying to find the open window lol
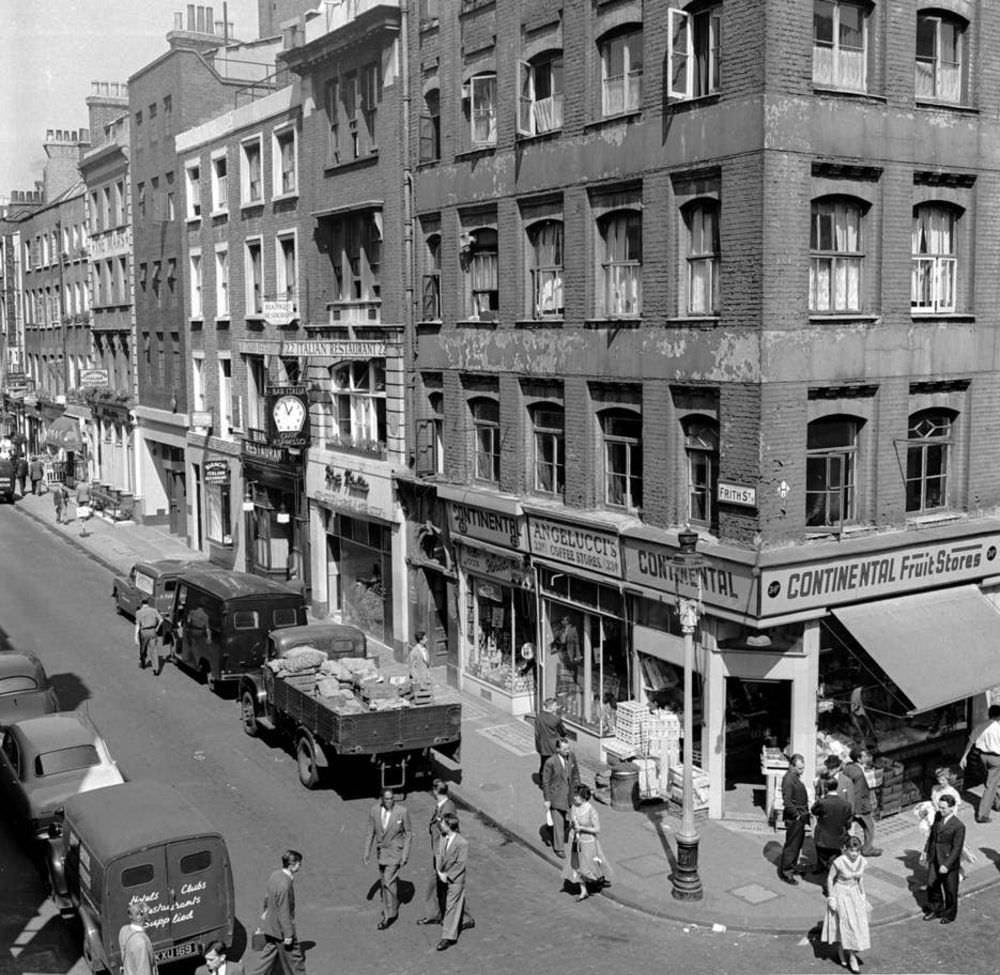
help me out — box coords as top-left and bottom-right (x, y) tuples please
(668, 5), (722, 99)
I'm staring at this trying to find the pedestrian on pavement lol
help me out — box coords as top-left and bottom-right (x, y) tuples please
(195, 940), (245, 975)
(959, 703), (1000, 822)
(431, 811), (474, 951)
(542, 738), (581, 860)
(75, 478), (93, 537)
(408, 630), (431, 689)
(843, 747), (883, 856)
(251, 849), (306, 975)
(921, 793), (966, 924)
(134, 598), (162, 671)
(820, 835), (871, 973)
(820, 753), (854, 811)
(533, 697), (567, 783)
(15, 455), (28, 497)
(562, 784), (611, 900)
(118, 902), (157, 975)
(778, 753), (811, 884)
(52, 482), (66, 523)
(28, 456), (43, 495)
(811, 777), (854, 886)
(418, 779), (459, 924)
(363, 788), (412, 930)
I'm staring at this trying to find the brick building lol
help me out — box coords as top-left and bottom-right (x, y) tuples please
(128, 6), (282, 534)
(400, 0), (1000, 819)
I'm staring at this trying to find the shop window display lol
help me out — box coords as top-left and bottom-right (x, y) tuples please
(464, 579), (535, 696)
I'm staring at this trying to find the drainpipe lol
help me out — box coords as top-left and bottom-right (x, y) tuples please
(400, 0), (415, 462)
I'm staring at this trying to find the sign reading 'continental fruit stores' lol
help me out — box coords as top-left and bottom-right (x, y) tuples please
(760, 533), (1000, 615)
(527, 516), (621, 577)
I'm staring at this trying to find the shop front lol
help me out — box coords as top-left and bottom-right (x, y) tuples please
(134, 408), (190, 533)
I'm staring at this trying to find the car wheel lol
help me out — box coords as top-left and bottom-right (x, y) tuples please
(241, 690), (260, 737)
(297, 734), (322, 789)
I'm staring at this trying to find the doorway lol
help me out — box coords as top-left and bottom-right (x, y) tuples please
(723, 677), (792, 819)
(168, 470), (186, 536)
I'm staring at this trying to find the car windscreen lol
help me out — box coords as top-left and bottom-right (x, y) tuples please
(0, 676), (38, 695)
(35, 744), (100, 776)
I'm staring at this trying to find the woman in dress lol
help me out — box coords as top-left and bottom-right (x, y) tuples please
(562, 784), (612, 900)
(821, 835), (871, 972)
(915, 766), (976, 875)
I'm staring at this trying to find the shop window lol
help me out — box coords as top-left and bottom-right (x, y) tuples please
(336, 515), (392, 645)
(419, 89), (441, 164)
(461, 228), (499, 322)
(527, 220), (564, 319)
(464, 578), (536, 699)
(806, 415), (859, 528)
(667, 4), (722, 100)
(470, 397), (500, 484)
(684, 416), (718, 528)
(598, 210), (642, 318)
(207, 482), (232, 544)
(422, 233), (441, 321)
(916, 12), (964, 104)
(601, 409), (642, 511)
(518, 51), (564, 136)
(911, 204), (957, 314)
(328, 359), (387, 454)
(813, 0), (868, 92)
(810, 197), (864, 313)
(600, 27), (643, 116)
(531, 405), (565, 498)
(905, 409), (953, 514)
(683, 200), (720, 315)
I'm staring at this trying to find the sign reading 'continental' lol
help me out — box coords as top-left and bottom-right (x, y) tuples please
(760, 533), (1000, 614)
(447, 503), (524, 549)
(527, 516), (620, 576)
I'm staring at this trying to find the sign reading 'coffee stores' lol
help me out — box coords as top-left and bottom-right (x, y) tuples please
(527, 516), (621, 577)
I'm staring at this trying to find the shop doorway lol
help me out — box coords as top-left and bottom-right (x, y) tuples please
(168, 470), (186, 536)
(723, 677), (792, 819)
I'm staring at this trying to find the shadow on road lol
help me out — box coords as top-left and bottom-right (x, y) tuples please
(49, 671), (91, 710)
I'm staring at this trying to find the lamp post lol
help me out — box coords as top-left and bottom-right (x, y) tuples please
(670, 527), (708, 901)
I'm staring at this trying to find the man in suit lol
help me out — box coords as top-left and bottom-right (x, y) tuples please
(431, 812), (475, 951)
(418, 779), (458, 923)
(363, 788), (412, 929)
(196, 940), (245, 975)
(810, 777), (854, 885)
(778, 753), (810, 884)
(923, 793), (966, 924)
(542, 738), (580, 859)
(533, 697), (567, 782)
(251, 849), (305, 975)
(843, 746), (882, 856)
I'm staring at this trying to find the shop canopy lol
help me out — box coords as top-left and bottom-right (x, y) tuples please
(832, 585), (1000, 714)
(43, 415), (82, 450)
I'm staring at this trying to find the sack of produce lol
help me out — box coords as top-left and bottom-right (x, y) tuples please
(317, 677), (343, 698)
(283, 645), (328, 672)
(342, 656), (378, 680)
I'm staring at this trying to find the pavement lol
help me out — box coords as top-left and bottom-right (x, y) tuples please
(11, 488), (1000, 934)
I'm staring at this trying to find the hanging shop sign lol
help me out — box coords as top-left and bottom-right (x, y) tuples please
(267, 386), (310, 448)
(447, 502), (525, 550)
(759, 532), (1000, 616)
(203, 460), (230, 484)
(527, 515), (621, 577)
(79, 369), (110, 388)
(262, 300), (297, 326)
(242, 439), (299, 467)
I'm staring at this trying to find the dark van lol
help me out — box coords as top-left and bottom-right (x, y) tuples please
(159, 569), (306, 691)
(48, 780), (234, 973)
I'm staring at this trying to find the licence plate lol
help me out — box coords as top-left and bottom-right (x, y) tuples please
(155, 942), (201, 963)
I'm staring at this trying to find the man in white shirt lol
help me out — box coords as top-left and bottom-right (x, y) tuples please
(117, 902), (156, 975)
(960, 704), (1000, 822)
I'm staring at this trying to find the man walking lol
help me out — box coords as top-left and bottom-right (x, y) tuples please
(15, 455), (27, 497)
(118, 902), (156, 975)
(922, 793), (966, 924)
(28, 456), (43, 495)
(52, 482), (66, 523)
(811, 777), (854, 884)
(418, 779), (458, 924)
(778, 753), (811, 884)
(251, 850), (306, 975)
(134, 598), (162, 671)
(542, 738), (580, 859)
(431, 812), (475, 952)
(363, 788), (412, 929)
(960, 703), (1000, 822)
(533, 697), (567, 783)
(844, 747), (882, 856)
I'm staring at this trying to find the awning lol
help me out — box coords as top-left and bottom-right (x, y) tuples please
(832, 585), (1000, 713)
(43, 415), (82, 450)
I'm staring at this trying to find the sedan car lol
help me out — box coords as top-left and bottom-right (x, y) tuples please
(0, 652), (59, 729)
(112, 559), (204, 618)
(0, 712), (125, 838)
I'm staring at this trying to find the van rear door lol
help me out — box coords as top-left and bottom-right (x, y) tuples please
(164, 835), (233, 955)
(107, 847), (169, 964)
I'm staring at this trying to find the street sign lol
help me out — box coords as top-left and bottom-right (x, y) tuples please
(717, 482), (757, 507)
(190, 411), (213, 429)
(263, 300), (296, 326)
(79, 368), (110, 387)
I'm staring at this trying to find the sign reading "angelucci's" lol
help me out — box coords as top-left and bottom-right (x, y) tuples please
(527, 516), (621, 577)
(760, 533), (1000, 615)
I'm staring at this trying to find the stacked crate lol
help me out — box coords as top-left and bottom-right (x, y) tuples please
(614, 701), (649, 750)
(875, 758), (905, 817)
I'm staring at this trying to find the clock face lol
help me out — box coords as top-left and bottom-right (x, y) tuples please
(273, 394), (306, 433)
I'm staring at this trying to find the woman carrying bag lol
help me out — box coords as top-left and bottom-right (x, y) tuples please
(562, 784), (612, 900)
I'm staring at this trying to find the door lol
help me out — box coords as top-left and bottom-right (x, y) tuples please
(192, 463), (204, 552)
(108, 847), (169, 962)
(164, 837), (232, 950)
(427, 572), (449, 665)
(168, 471), (186, 536)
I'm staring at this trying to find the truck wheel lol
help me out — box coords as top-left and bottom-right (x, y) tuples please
(241, 690), (260, 737)
(296, 734), (322, 789)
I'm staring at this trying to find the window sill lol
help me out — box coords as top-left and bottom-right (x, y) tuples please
(809, 313), (881, 324)
(186, 216), (201, 226)
(417, 159), (441, 170)
(323, 153), (379, 175)
(906, 511), (965, 528)
(665, 315), (721, 327)
(241, 199), (265, 210)
(811, 86), (886, 104)
(915, 100), (978, 115)
(457, 318), (499, 328)
(515, 318), (563, 328)
(456, 145), (497, 161)
(667, 92), (721, 112)
(584, 317), (642, 329)
(516, 128), (563, 146)
(215, 316), (230, 327)
(273, 190), (299, 203)
(911, 312), (974, 322)
(189, 316), (204, 325)
(210, 208), (229, 219)
(584, 110), (642, 134)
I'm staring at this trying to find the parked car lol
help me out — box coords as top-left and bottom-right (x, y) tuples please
(158, 569), (306, 691)
(48, 780), (235, 973)
(0, 711), (125, 839)
(0, 652), (59, 728)
(112, 559), (207, 619)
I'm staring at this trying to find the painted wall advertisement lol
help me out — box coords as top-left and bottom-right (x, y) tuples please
(760, 533), (1000, 615)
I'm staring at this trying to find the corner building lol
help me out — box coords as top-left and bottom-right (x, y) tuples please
(405, 0), (1000, 820)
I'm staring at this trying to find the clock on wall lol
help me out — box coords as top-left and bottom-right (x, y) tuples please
(273, 394), (307, 434)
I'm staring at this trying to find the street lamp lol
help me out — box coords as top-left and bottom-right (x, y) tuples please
(670, 527), (708, 902)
